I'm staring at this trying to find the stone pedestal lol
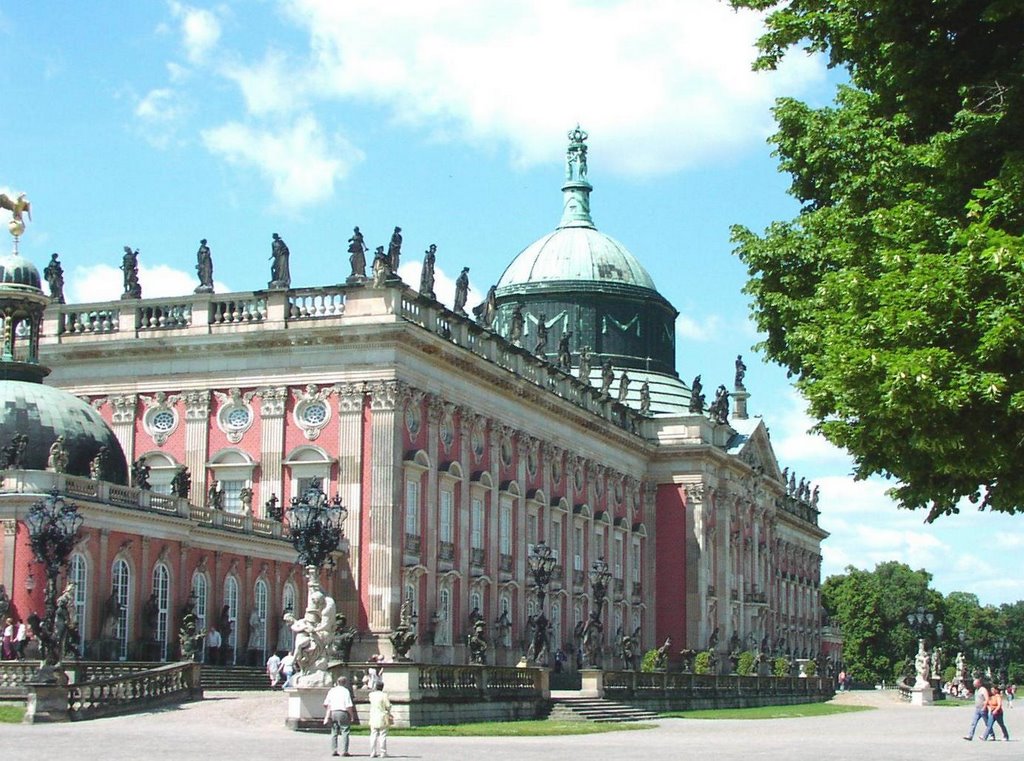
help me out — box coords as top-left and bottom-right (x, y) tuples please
(580, 668), (604, 698)
(24, 672), (71, 724)
(911, 679), (934, 706)
(285, 686), (331, 730)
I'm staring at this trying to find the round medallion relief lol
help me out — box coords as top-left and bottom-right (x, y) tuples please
(405, 402), (422, 437)
(472, 428), (485, 460)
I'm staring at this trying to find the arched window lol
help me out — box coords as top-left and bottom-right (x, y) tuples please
(191, 572), (209, 662)
(499, 593), (512, 647)
(550, 601), (562, 655)
(112, 559), (131, 660)
(436, 587), (451, 646)
(69, 554), (88, 657)
(224, 576), (239, 665)
(152, 564), (171, 660)
(280, 582), (297, 652)
(252, 579), (269, 662)
(469, 590), (482, 619)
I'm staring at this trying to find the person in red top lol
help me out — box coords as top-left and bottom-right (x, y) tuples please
(982, 685), (1010, 741)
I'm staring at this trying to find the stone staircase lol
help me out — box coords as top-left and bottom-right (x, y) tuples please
(547, 696), (661, 723)
(199, 665), (272, 691)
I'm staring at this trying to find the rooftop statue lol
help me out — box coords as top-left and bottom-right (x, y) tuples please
(557, 331), (572, 370)
(639, 381), (651, 415)
(387, 226), (403, 273)
(600, 360), (614, 396)
(0, 433), (28, 469)
(508, 303), (524, 346)
(121, 246), (142, 299)
(348, 226), (367, 280)
(453, 267), (470, 316)
(735, 354), (747, 389)
(709, 384), (729, 424)
(269, 233), (291, 289)
(90, 446), (111, 481)
(419, 244), (436, 299)
(171, 465), (191, 498)
(566, 125), (589, 183)
(371, 246), (390, 287)
(47, 436), (69, 474)
(195, 239), (214, 293)
(44, 253), (65, 303)
(0, 191), (31, 243)
(473, 285), (497, 328)
(578, 345), (592, 385)
(132, 457), (151, 490)
(617, 370), (630, 404)
(689, 375), (704, 413)
(533, 313), (549, 355)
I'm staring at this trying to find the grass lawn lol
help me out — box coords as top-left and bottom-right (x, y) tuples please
(660, 703), (874, 720)
(933, 698), (972, 708)
(348, 720), (654, 736)
(0, 704), (26, 723)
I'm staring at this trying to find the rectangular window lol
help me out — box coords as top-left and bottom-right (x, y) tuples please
(405, 480), (420, 535)
(594, 526), (605, 561)
(220, 479), (245, 512)
(527, 513), (538, 546)
(439, 490), (453, 543)
(499, 503), (512, 555)
(574, 525), (584, 571)
(614, 534), (624, 578)
(471, 498), (484, 549)
(632, 538), (641, 582)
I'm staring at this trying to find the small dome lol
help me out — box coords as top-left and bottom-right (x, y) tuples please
(496, 227), (657, 292)
(0, 252), (42, 291)
(0, 381), (129, 484)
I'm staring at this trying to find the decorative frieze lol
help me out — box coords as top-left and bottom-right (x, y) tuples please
(256, 386), (288, 418)
(213, 388), (256, 444)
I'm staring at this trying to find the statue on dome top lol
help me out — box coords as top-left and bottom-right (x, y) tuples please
(566, 125), (589, 182)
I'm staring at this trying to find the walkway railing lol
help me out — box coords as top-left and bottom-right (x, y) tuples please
(67, 661), (202, 720)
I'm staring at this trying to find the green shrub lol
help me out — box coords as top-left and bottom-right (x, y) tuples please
(773, 656), (790, 677)
(695, 651), (712, 675)
(737, 650), (756, 676)
(942, 665), (956, 684)
(803, 659), (817, 677)
(640, 649), (659, 673)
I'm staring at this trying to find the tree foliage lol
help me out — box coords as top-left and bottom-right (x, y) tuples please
(729, 1), (1024, 519)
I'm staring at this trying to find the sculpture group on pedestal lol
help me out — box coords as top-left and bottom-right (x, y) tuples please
(283, 567), (337, 688)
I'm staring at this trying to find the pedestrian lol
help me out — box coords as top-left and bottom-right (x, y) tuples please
(266, 650), (283, 688)
(964, 677), (991, 740)
(207, 625), (221, 665)
(982, 685), (1010, 741)
(1007, 683), (1016, 708)
(368, 678), (393, 758)
(838, 670), (846, 691)
(281, 651), (295, 687)
(323, 675), (355, 757)
(14, 618), (27, 660)
(1, 617), (13, 660)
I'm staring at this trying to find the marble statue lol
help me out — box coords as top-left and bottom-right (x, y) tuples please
(387, 226), (403, 273)
(639, 381), (651, 414)
(453, 267), (470, 315)
(100, 588), (122, 641)
(195, 239), (214, 293)
(43, 253), (65, 303)
(132, 457), (151, 490)
(239, 486), (254, 514)
(247, 608), (265, 651)
(508, 303), (524, 346)
(556, 331), (572, 370)
(269, 233), (291, 289)
(533, 313), (548, 355)
(600, 360), (614, 396)
(389, 599), (418, 660)
(930, 645), (942, 678)
(914, 638), (931, 687)
(617, 370), (630, 404)
(618, 627), (641, 671)
(419, 244), (436, 299)
(467, 619), (488, 665)
(527, 613), (549, 665)
(688, 374), (705, 413)
(284, 568), (337, 688)
(348, 227), (367, 279)
(371, 246), (389, 287)
(735, 354), (747, 389)
(47, 436), (69, 473)
(171, 466), (191, 498)
(578, 345), (592, 385)
(473, 285), (497, 328)
(207, 481), (224, 509)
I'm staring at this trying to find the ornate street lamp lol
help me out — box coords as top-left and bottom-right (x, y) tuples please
(285, 477), (347, 569)
(525, 541), (557, 664)
(24, 488), (84, 683)
(992, 638), (1010, 682)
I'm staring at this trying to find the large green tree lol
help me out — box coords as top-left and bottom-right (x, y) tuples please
(729, 1), (1024, 519)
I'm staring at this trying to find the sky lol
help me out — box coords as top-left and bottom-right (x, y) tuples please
(3, 1), (1022, 607)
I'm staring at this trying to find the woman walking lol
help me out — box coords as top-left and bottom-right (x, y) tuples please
(982, 686), (1010, 741)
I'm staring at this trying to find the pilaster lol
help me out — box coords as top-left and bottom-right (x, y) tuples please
(367, 380), (401, 631)
(256, 386), (288, 510)
(106, 394), (138, 463)
(182, 390), (211, 506)
(335, 381), (365, 620)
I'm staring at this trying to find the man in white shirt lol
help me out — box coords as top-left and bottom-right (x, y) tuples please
(14, 620), (28, 660)
(266, 650), (283, 688)
(323, 675), (355, 757)
(207, 626), (222, 665)
(367, 680), (393, 758)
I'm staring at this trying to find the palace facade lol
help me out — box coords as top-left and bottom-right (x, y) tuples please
(0, 130), (829, 668)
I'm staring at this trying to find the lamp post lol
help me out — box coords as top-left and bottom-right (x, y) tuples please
(24, 488), (84, 683)
(992, 638), (1010, 682)
(525, 541), (556, 664)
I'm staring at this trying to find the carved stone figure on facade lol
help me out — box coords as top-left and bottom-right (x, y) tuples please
(179, 599), (204, 661)
(121, 246), (142, 299)
(43, 253), (65, 303)
(617, 370), (630, 404)
(581, 610), (604, 668)
(810, 485), (820, 509)
(332, 613), (357, 663)
(453, 267), (470, 316)
(90, 446), (110, 481)
(239, 486), (254, 514)
(734, 354), (747, 389)
(207, 481), (224, 510)
(195, 239), (214, 293)
(639, 381), (651, 415)
(347, 226), (368, 280)
(131, 457), (151, 490)
(247, 608), (265, 653)
(142, 593), (159, 640)
(709, 385), (730, 424)
(387, 226), (403, 273)
(578, 345), (592, 385)
(618, 627), (641, 671)
(689, 374), (704, 413)
(556, 331), (572, 370)
(679, 648), (697, 673)
(467, 619), (488, 665)
(527, 613), (549, 665)
(268, 233), (291, 289)
(0, 585), (9, 625)
(265, 493), (282, 521)
(46, 436), (69, 473)
(419, 244), (436, 299)
(533, 313), (549, 356)
(100, 588), (123, 642)
(600, 360), (615, 397)
(707, 626), (719, 651)
(473, 285), (497, 328)
(508, 303), (524, 346)
(389, 598), (418, 661)
(170, 466), (191, 499)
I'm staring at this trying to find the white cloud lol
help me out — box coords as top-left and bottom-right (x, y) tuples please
(769, 390), (852, 471)
(170, 1), (222, 64)
(222, 51), (301, 117)
(69, 263), (230, 303)
(135, 88), (184, 123)
(676, 313), (722, 342)
(397, 259), (482, 313)
(201, 115), (363, 209)
(279, 0), (825, 176)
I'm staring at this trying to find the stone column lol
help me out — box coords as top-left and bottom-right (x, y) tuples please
(256, 386), (288, 509)
(424, 394), (441, 627)
(335, 381), (366, 620)
(106, 394), (138, 464)
(182, 391), (211, 506)
(1, 520), (15, 594)
(366, 380), (401, 632)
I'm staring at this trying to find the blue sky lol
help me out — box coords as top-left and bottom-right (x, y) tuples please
(3, 1), (1022, 606)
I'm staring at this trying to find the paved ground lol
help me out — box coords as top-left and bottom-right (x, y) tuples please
(3, 690), (1018, 760)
